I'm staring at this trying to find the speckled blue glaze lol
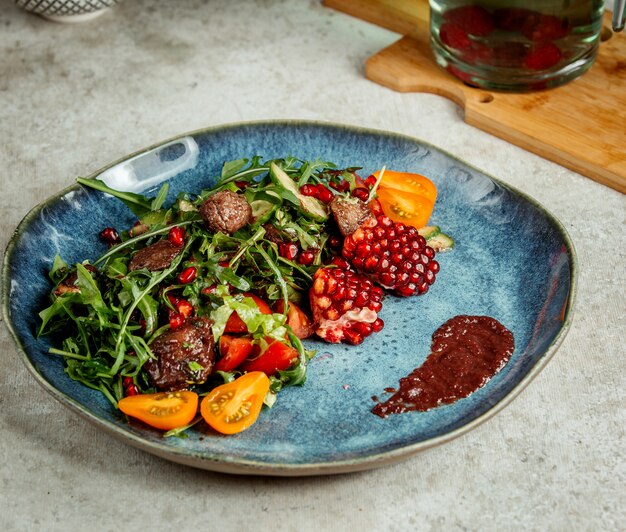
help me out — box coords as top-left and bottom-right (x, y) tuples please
(2, 121), (576, 475)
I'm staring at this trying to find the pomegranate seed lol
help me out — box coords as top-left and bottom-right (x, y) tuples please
(429, 260), (440, 273)
(169, 312), (185, 329)
(369, 200), (384, 216)
(354, 291), (369, 307)
(130, 221), (149, 237)
(123, 376), (134, 388)
(355, 242), (371, 258)
(178, 266), (197, 284)
(125, 385), (139, 397)
(424, 247), (436, 259)
(371, 318), (384, 332)
(369, 301), (383, 312)
(331, 257), (351, 270)
(279, 243), (299, 261)
(99, 227), (121, 246)
(351, 187), (370, 202)
(329, 180), (350, 192)
(300, 184), (318, 197)
(176, 299), (194, 318)
(343, 329), (363, 345)
(298, 250), (316, 266)
(328, 235), (341, 248)
(351, 321), (372, 336)
(364, 175), (377, 188)
(168, 226), (185, 247)
(425, 270), (436, 285)
(341, 300), (354, 312)
(324, 308), (340, 320)
(364, 256), (379, 270)
(234, 180), (249, 189)
(315, 185), (334, 204)
(167, 293), (180, 306)
(201, 285), (218, 296)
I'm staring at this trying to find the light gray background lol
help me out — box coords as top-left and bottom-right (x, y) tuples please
(1, 1), (624, 530)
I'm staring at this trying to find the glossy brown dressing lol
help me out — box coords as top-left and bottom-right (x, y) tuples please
(372, 316), (514, 417)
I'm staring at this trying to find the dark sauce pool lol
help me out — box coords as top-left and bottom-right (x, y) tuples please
(372, 315), (514, 417)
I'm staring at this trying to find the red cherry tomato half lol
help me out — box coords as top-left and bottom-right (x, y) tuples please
(214, 335), (254, 372)
(273, 300), (315, 339)
(240, 338), (298, 376)
(224, 294), (272, 333)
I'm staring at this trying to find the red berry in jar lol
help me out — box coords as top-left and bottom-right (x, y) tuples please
(178, 266), (197, 284)
(99, 227), (121, 246)
(168, 226), (185, 247)
(524, 43), (562, 70)
(443, 5), (494, 37)
(439, 23), (472, 51)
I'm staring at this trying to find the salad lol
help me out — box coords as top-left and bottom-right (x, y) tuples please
(39, 156), (453, 435)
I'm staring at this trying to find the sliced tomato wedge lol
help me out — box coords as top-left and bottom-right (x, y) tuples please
(200, 371), (270, 434)
(240, 337), (298, 376)
(376, 187), (436, 229)
(214, 335), (254, 372)
(118, 391), (198, 431)
(273, 300), (315, 339)
(373, 169), (438, 204)
(224, 293), (272, 333)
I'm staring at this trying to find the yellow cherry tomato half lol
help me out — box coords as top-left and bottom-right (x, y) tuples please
(200, 371), (270, 435)
(118, 391), (199, 431)
(376, 187), (435, 229)
(373, 169), (438, 204)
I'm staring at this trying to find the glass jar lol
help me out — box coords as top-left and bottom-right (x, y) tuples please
(429, 0), (605, 91)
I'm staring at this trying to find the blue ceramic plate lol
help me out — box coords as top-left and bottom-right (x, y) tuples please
(2, 121), (576, 476)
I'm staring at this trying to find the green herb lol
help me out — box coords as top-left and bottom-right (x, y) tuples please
(42, 155), (353, 410)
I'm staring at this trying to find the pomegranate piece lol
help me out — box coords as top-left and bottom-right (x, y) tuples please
(309, 265), (384, 345)
(342, 215), (439, 297)
(443, 5), (494, 37)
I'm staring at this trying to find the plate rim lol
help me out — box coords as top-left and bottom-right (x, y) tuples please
(1, 119), (578, 476)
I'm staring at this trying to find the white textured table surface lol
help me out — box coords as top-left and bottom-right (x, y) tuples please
(1, 1), (624, 530)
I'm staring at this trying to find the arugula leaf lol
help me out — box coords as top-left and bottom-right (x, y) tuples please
(221, 158), (249, 180)
(150, 183), (169, 211)
(75, 264), (108, 317)
(76, 177), (153, 217)
(49, 255), (68, 283)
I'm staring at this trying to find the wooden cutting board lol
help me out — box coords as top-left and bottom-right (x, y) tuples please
(324, 0), (626, 194)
